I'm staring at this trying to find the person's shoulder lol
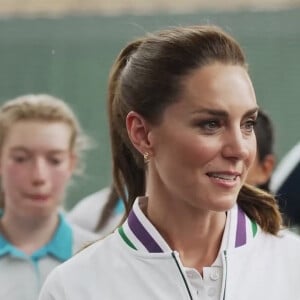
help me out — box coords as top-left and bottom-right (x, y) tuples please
(79, 187), (111, 205)
(270, 141), (300, 193)
(71, 187), (111, 213)
(38, 239), (106, 300)
(66, 186), (111, 231)
(55, 234), (116, 273)
(39, 233), (122, 299)
(260, 228), (300, 254)
(278, 228), (300, 244)
(71, 223), (99, 253)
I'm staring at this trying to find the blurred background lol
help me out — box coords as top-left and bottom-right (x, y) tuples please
(0, 0), (299, 209)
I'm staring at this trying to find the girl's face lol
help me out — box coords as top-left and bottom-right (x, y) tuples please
(0, 121), (75, 219)
(146, 63), (258, 212)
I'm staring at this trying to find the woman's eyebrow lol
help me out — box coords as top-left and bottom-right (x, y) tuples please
(191, 108), (229, 117)
(192, 107), (259, 118)
(243, 107), (259, 118)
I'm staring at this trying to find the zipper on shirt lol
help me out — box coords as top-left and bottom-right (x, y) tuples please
(220, 250), (227, 300)
(171, 251), (194, 300)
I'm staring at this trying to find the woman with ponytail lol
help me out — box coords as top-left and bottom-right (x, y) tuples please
(40, 25), (300, 300)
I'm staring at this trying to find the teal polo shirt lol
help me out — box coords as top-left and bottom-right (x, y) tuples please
(114, 198), (125, 214)
(0, 213), (73, 300)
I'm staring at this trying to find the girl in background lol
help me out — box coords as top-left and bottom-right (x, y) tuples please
(0, 94), (96, 300)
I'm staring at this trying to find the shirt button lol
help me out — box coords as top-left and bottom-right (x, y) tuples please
(186, 271), (195, 279)
(207, 287), (216, 297)
(210, 270), (219, 281)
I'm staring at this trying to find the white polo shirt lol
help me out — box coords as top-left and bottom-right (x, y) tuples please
(0, 213), (97, 300)
(184, 213), (230, 300)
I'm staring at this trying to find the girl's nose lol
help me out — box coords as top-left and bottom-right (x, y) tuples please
(31, 158), (48, 186)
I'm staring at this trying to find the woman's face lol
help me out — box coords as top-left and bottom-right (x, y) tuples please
(0, 121), (75, 219)
(147, 63), (257, 212)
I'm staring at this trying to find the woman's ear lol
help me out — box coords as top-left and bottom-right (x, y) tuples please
(126, 111), (153, 156)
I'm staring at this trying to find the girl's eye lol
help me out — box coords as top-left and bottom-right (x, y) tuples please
(12, 156), (28, 163)
(48, 157), (63, 165)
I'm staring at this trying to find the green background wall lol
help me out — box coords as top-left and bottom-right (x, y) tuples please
(0, 9), (299, 209)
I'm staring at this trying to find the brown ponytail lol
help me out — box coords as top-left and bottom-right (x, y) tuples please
(107, 39), (146, 218)
(238, 184), (282, 234)
(96, 185), (122, 231)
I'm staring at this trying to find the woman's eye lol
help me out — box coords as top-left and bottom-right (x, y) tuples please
(198, 120), (221, 132)
(205, 121), (219, 129)
(243, 120), (256, 133)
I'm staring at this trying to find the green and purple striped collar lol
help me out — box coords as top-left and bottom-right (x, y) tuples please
(118, 197), (259, 253)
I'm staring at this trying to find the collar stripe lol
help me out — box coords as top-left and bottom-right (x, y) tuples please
(235, 206), (246, 247)
(119, 199), (258, 253)
(118, 227), (137, 250)
(128, 209), (163, 253)
(251, 219), (258, 237)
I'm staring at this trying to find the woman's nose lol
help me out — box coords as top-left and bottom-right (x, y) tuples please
(222, 129), (253, 161)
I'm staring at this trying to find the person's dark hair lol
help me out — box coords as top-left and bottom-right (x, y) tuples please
(254, 109), (275, 192)
(108, 25), (282, 234)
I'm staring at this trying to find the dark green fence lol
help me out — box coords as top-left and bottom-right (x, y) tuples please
(0, 9), (299, 208)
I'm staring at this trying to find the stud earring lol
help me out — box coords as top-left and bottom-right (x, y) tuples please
(143, 152), (150, 164)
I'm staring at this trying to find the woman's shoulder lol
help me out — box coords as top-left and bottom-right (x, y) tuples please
(258, 228), (300, 256)
(39, 236), (113, 300)
(43, 233), (117, 284)
(71, 223), (100, 253)
(65, 232), (119, 268)
(278, 228), (300, 245)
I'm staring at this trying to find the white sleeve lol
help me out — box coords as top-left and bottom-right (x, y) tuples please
(270, 141), (300, 193)
(39, 268), (66, 300)
(67, 187), (111, 232)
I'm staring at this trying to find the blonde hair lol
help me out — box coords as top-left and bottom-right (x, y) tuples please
(0, 94), (91, 207)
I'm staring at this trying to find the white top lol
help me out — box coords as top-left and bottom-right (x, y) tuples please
(39, 201), (300, 300)
(67, 187), (124, 237)
(184, 213), (229, 299)
(0, 214), (97, 300)
(270, 141), (300, 193)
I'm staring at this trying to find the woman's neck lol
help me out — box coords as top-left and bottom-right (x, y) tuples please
(146, 195), (227, 274)
(0, 211), (59, 255)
